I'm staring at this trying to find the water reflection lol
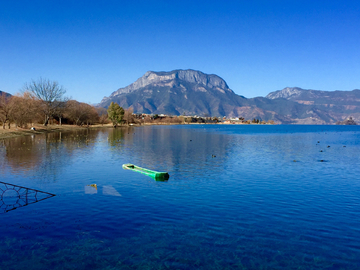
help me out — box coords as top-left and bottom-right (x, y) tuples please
(1, 129), (108, 181)
(0, 181), (55, 214)
(3, 125), (347, 185)
(107, 126), (233, 179)
(1, 127), (233, 182)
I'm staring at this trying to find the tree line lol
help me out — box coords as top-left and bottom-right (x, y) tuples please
(0, 78), (274, 129)
(0, 78), (117, 129)
(0, 78), (182, 129)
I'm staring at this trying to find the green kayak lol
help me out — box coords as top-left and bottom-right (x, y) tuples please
(122, 164), (170, 181)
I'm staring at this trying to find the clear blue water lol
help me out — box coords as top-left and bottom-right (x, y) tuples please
(1, 125), (360, 269)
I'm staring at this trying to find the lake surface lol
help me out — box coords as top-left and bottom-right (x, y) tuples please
(1, 125), (360, 269)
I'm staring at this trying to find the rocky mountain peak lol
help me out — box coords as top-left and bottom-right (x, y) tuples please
(266, 87), (305, 99)
(102, 69), (232, 102)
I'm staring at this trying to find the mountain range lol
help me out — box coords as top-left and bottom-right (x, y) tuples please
(2, 72), (358, 124)
(99, 69), (359, 124)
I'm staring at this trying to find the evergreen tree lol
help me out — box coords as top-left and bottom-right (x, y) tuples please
(107, 102), (124, 127)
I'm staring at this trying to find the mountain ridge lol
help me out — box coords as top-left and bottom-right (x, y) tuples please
(100, 69), (233, 105)
(99, 70), (360, 124)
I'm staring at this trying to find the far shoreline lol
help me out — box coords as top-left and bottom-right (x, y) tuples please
(0, 122), (254, 140)
(1, 122), (356, 140)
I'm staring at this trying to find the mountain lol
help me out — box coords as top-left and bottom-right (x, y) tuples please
(99, 69), (310, 123)
(0, 90), (12, 97)
(99, 69), (247, 117)
(266, 87), (360, 123)
(266, 87), (360, 103)
(99, 70), (359, 124)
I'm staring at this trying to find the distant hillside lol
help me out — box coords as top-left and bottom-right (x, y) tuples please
(99, 69), (243, 116)
(266, 87), (360, 123)
(99, 69), (311, 123)
(0, 90), (12, 97)
(99, 70), (359, 124)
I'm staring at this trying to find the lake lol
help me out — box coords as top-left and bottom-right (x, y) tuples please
(1, 125), (360, 269)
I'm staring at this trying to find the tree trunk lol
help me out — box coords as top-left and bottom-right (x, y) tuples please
(59, 117), (62, 125)
(44, 115), (49, 126)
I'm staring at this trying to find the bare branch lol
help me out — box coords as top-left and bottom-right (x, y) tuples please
(23, 78), (67, 126)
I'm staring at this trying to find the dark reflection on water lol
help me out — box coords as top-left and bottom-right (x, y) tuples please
(0, 125), (360, 269)
(1, 129), (119, 182)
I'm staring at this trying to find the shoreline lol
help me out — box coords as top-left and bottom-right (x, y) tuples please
(0, 122), (277, 140)
(0, 122), (188, 140)
(0, 124), (116, 140)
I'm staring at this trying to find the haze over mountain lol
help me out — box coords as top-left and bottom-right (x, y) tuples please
(99, 70), (359, 124)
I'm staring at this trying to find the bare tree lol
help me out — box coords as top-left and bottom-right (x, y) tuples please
(0, 92), (13, 129)
(96, 107), (109, 125)
(53, 101), (68, 125)
(24, 78), (67, 126)
(9, 92), (38, 128)
(65, 100), (86, 126)
(123, 107), (134, 125)
(65, 100), (99, 126)
(84, 104), (99, 126)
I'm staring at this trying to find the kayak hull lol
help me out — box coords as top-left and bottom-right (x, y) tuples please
(122, 164), (170, 181)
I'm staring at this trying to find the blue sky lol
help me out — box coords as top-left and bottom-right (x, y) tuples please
(1, 0), (360, 104)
